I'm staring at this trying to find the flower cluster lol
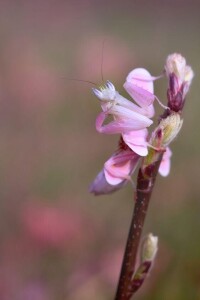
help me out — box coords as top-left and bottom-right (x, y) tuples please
(90, 54), (193, 195)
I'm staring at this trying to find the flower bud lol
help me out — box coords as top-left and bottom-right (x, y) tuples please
(165, 53), (194, 112)
(157, 113), (183, 147)
(142, 233), (158, 262)
(130, 233), (158, 294)
(165, 53), (186, 82)
(182, 65), (194, 97)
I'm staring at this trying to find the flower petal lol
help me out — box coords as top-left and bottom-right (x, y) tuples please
(126, 68), (154, 93)
(145, 104), (155, 118)
(159, 147), (172, 177)
(89, 169), (128, 195)
(104, 150), (140, 185)
(122, 129), (148, 156)
(124, 68), (155, 107)
(124, 81), (155, 107)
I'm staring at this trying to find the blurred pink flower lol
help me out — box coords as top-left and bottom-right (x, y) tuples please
(17, 282), (49, 300)
(99, 247), (123, 286)
(66, 247), (123, 299)
(1, 37), (60, 111)
(22, 202), (94, 248)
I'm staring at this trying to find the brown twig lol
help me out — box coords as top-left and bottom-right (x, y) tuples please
(115, 154), (163, 300)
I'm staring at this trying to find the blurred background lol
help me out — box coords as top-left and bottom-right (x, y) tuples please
(0, 0), (199, 299)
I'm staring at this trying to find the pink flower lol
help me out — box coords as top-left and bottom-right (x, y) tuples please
(90, 146), (140, 195)
(158, 147), (172, 177)
(120, 68), (162, 156)
(90, 67), (172, 196)
(22, 203), (91, 248)
(104, 149), (140, 185)
(90, 145), (172, 195)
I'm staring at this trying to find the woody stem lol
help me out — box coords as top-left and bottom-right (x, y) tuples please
(115, 154), (163, 300)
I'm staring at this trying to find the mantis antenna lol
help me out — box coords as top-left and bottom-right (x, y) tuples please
(62, 38), (107, 87)
(100, 38), (106, 83)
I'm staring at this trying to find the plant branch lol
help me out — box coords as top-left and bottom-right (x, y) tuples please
(115, 153), (163, 300)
